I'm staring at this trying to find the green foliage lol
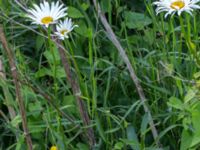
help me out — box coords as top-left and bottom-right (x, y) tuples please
(124, 11), (152, 30)
(1, 0), (200, 150)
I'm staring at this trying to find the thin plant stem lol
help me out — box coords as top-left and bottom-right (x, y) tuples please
(169, 16), (177, 66)
(47, 27), (58, 98)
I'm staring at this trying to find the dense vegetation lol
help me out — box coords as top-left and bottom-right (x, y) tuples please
(1, 0), (200, 149)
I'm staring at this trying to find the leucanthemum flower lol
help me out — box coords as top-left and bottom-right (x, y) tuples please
(54, 18), (78, 40)
(27, 1), (67, 27)
(153, 0), (200, 18)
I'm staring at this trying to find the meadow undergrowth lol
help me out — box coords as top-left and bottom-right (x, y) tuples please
(1, 0), (200, 150)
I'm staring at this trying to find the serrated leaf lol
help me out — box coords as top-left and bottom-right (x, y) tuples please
(140, 113), (149, 136)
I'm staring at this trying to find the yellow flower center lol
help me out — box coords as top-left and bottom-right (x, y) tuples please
(50, 146), (57, 150)
(41, 16), (53, 24)
(60, 29), (68, 35)
(170, 1), (185, 10)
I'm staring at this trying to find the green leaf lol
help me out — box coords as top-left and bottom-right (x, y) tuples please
(100, 0), (111, 13)
(77, 143), (89, 150)
(35, 67), (52, 78)
(28, 101), (42, 118)
(126, 125), (140, 150)
(81, 3), (89, 11)
(75, 20), (91, 37)
(36, 35), (45, 51)
(191, 107), (200, 147)
(168, 97), (184, 110)
(95, 114), (106, 142)
(68, 7), (84, 18)
(11, 115), (22, 127)
(140, 113), (149, 136)
(184, 89), (197, 103)
(124, 11), (152, 30)
(44, 49), (60, 65)
(114, 142), (124, 150)
(193, 71), (200, 79)
(144, 29), (155, 45)
(35, 67), (66, 79)
(180, 104), (200, 150)
(120, 139), (140, 150)
(180, 129), (193, 150)
(16, 134), (26, 150)
(62, 95), (76, 115)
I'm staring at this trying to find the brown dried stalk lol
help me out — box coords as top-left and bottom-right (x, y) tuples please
(92, 0), (161, 146)
(54, 39), (96, 147)
(0, 25), (33, 150)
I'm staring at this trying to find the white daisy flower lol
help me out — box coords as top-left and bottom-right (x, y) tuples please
(54, 18), (78, 40)
(153, 0), (200, 18)
(27, 1), (67, 27)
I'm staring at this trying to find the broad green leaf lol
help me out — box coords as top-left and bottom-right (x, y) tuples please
(176, 79), (183, 96)
(16, 134), (26, 150)
(190, 107), (200, 147)
(101, 0), (111, 13)
(36, 35), (45, 51)
(180, 104), (200, 149)
(44, 49), (60, 65)
(126, 125), (140, 150)
(193, 72), (200, 79)
(168, 97), (184, 110)
(120, 139), (140, 150)
(28, 101), (42, 118)
(180, 130), (193, 150)
(68, 7), (84, 18)
(35, 68), (52, 78)
(124, 11), (152, 30)
(77, 143), (89, 150)
(35, 67), (65, 78)
(95, 114), (106, 142)
(11, 115), (22, 127)
(75, 20), (90, 37)
(184, 89), (197, 103)
(114, 142), (124, 150)
(140, 113), (149, 136)
(144, 29), (155, 45)
(81, 3), (89, 11)
(62, 95), (76, 114)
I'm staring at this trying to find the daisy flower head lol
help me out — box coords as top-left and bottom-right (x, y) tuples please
(153, 0), (200, 18)
(55, 18), (78, 40)
(27, 1), (68, 27)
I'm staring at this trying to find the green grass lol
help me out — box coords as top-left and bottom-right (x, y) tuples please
(1, 0), (200, 149)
